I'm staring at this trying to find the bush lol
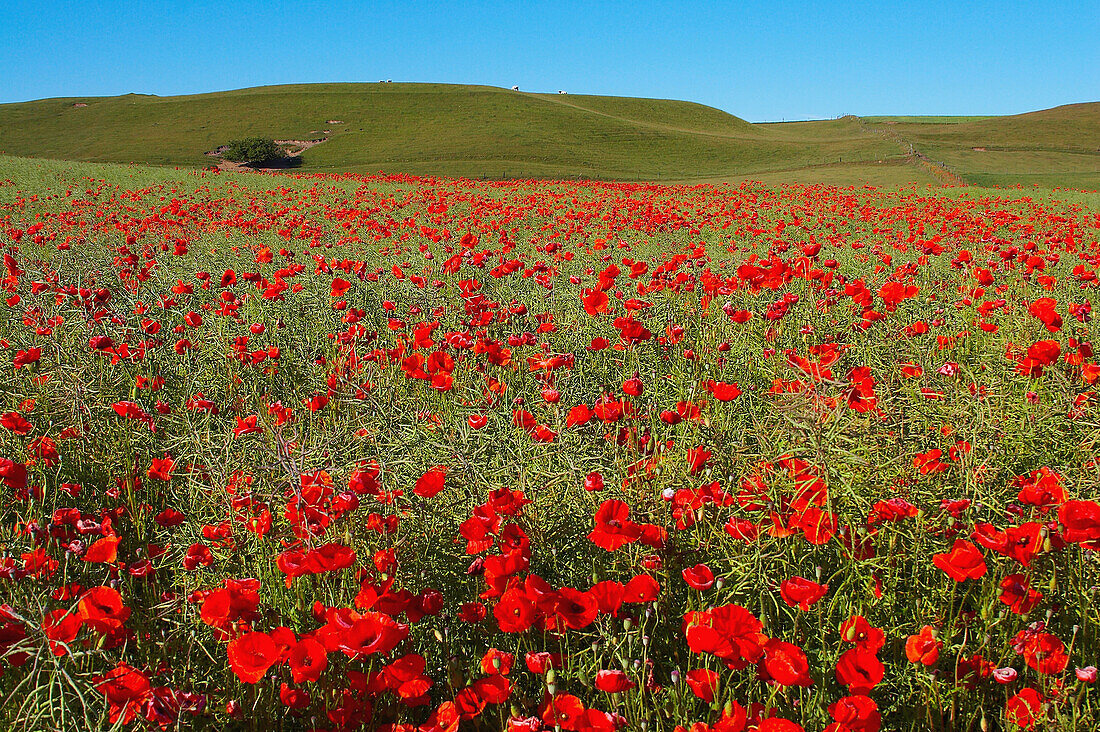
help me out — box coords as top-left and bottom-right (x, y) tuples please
(221, 137), (286, 164)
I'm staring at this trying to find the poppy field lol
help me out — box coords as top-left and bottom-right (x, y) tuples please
(1, 160), (1099, 731)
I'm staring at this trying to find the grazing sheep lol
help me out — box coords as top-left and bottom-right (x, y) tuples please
(511, 85), (519, 91)
(558, 90), (567, 94)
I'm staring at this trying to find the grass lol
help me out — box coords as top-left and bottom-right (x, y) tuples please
(860, 116), (997, 124)
(878, 103), (1100, 189)
(0, 83), (910, 184)
(0, 84), (1095, 188)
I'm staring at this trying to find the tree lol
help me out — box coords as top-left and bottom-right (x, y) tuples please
(222, 138), (286, 164)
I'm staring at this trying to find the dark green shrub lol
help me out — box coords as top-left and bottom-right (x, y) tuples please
(221, 137), (286, 164)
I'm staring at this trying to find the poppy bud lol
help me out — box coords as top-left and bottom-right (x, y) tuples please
(1076, 666), (1098, 683)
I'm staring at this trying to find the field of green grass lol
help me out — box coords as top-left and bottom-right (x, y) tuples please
(879, 103), (1100, 189)
(0, 83), (1096, 188)
(0, 83), (917, 184)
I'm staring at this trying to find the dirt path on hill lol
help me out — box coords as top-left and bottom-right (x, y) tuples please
(857, 118), (967, 185)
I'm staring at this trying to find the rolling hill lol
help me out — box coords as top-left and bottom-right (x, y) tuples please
(0, 83), (1096, 188)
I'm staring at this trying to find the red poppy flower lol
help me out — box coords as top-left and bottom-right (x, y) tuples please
(904, 626), (942, 666)
(840, 616), (885, 652)
(78, 586), (131, 634)
(932, 539), (987, 582)
(234, 415), (262, 437)
(683, 668), (718, 701)
(1014, 630), (1068, 674)
(552, 587), (598, 630)
(682, 563), (715, 591)
(835, 648), (884, 694)
(493, 588), (535, 633)
(330, 277), (351, 297)
(480, 648), (514, 675)
(583, 471), (605, 492)
(42, 609), (83, 656)
(622, 574), (660, 603)
(762, 638), (813, 687)
(582, 288), (610, 316)
(146, 456), (175, 480)
(0, 412), (32, 435)
(470, 673), (510, 704)
(594, 669), (636, 693)
(826, 695), (881, 732)
(83, 535), (120, 564)
(1060, 500), (1100, 546)
(708, 380), (742, 401)
(227, 631), (280, 684)
(779, 576), (828, 611)
(414, 466), (447, 498)
(541, 693), (585, 731)
(1005, 687), (1043, 730)
(683, 604), (767, 669)
(420, 701), (459, 732)
(92, 663), (152, 725)
(588, 500), (641, 552)
(999, 574), (1043, 614)
(287, 637), (328, 684)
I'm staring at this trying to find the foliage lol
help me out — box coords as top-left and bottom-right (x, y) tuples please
(221, 137), (286, 164)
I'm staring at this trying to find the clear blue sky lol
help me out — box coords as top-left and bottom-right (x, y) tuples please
(2, 0), (1097, 121)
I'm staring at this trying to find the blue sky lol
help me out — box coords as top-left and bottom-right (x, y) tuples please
(1, 0), (1097, 121)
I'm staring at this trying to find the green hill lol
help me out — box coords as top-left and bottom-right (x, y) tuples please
(0, 83), (1095, 187)
(867, 103), (1100, 189)
(0, 83), (911, 183)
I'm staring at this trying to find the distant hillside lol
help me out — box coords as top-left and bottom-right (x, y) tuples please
(0, 83), (1095, 187)
(0, 83), (910, 183)
(871, 103), (1100, 189)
